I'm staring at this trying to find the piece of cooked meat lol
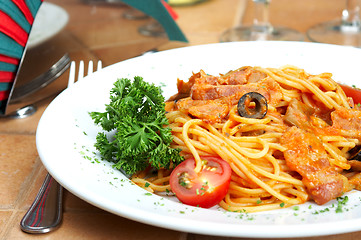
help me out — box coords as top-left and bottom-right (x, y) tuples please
(188, 101), (229, 123)
(314, 107), (361, 139)
(174, 77), (282, 124)
(284, 99), (315, 130)
(281, 126), (346, 205)
(191, 77), (283, 105)
(349, 172), (361, 191)
(169, 67), (282, 124)
(169, 66), (267, 101)
(219, 66), (266, 85)
(175, 98), (229, 124)
(331, 107), (361, 132)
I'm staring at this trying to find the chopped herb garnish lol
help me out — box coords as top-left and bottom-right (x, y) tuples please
(335, 196), (349, 213)
(320, 208), (330, 213)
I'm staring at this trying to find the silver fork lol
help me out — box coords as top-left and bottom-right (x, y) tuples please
(20, 60), (102, 234)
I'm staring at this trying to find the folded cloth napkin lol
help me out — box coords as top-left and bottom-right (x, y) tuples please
(121, 0), (188, 43)
(0, 0), (43, 114)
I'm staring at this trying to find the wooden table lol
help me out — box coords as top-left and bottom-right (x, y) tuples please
(1, 0), (360, 239)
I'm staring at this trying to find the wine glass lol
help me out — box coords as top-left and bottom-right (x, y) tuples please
(307, 0), (361, 47)
(220, 0), (304, 42)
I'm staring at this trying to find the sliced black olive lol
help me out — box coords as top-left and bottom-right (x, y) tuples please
(237, 92), (268, 119)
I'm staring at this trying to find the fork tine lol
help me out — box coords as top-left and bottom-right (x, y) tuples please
(87, 60), (94, 76)
(68, 61), (76, 87)
(97, 60), (102, 71)
(78, 60), (84, 82)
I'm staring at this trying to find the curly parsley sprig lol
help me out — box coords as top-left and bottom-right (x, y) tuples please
(90, 76), (183, 175)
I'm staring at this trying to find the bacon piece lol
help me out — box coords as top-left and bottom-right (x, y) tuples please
(177, 72), (199, 95)
(196, 66), (266, 86)
(175, 97), (204, 113)
(165, 101), (176, 112)
(284, 99), (315, 130)
(191, 77), (282, 105)
(331, 107), (361, 132)
(168, 72), (201, 101)
(191, 84), (244, 100)
(314, 107), (361, 138)
(281, 127), (346, 205)
(219, 66), (261, 85)
(176, 98), (229, 124)
(169, 67), (267, 102)
(193, 70), (225, 85)
(188, 101), (229, 124)
(349, 173), (361, 191)
(220, 66), (267, 84)
(170, 67), (281, 123)
(175, 78), (282, 123)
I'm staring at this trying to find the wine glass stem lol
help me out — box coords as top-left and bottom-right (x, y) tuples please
(342, 0), (361, 30)
(253, 0), (272, 33)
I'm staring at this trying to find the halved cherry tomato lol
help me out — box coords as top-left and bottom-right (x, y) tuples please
(169, 156), (232, 208)
(340, 84), (361, 105)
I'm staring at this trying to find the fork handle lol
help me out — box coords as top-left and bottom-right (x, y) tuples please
(20, 173), (63, 233)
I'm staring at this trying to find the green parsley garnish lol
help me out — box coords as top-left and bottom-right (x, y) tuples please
(335, 196), (349, 213)
(90, 77), (183, 175)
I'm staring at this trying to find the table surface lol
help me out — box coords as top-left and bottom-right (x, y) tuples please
(2, 0), (361, 239)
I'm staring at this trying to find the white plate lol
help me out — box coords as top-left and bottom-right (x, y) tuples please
(36, 41), (361, 238)
(28, 2), (69, 49)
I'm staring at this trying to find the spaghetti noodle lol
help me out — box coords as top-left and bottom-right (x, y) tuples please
(132, 65), (361, 212)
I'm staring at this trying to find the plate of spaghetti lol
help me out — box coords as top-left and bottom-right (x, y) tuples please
(36, 41), (361, 238)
